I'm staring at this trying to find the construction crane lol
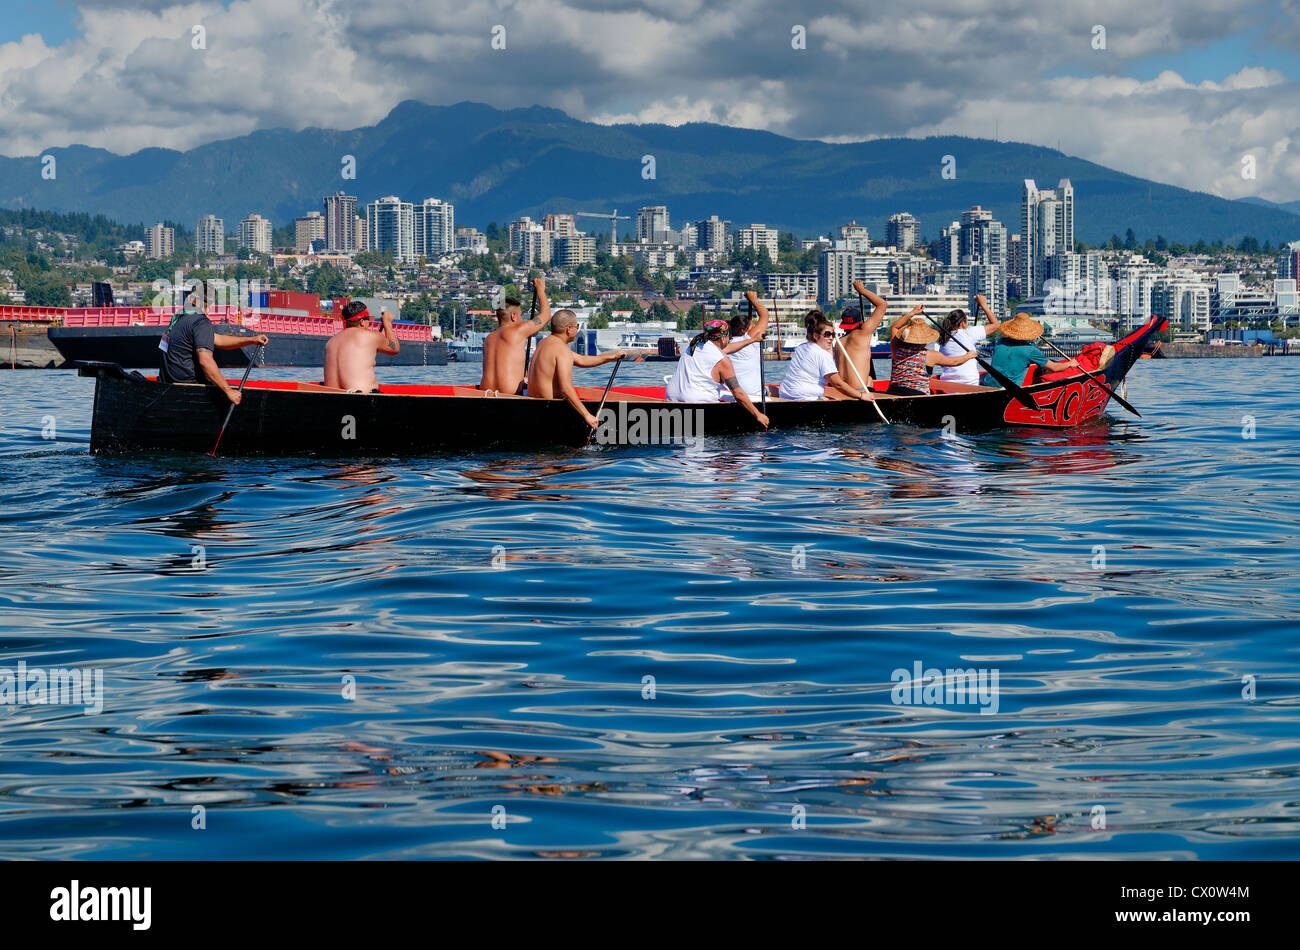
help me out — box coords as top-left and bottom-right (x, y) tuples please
(575, 210), (631, 245)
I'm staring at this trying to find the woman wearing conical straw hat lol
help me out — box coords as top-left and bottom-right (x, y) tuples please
(885, 304), (977, 396)
(982, 313), (1078, 388)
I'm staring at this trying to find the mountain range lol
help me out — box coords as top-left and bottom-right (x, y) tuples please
(2, 100), (1297, 246)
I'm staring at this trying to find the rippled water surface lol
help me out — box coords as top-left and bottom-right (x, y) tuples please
(1, 359), (1297, 859)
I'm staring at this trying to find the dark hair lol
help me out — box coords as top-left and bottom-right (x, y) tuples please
(341, 300), (368, 322)
(805, 310), (830, 340)
(186, 279), (209, 307)
(940, 308), (967, 343)
(687, 320), (727, 355)
(503, 297), (521, 309)
(728, 311), (751, 337)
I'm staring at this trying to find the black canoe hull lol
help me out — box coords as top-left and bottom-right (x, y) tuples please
(80, 315), (1162, 456)
(49, 324), (448, 368)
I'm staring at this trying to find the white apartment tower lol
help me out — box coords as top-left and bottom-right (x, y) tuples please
(738, 223), (779, 260)
(413, 197), (455, 258)
(1020, 178), (1074, 296)
(195, 214), (224, 255)
(238, 213), (273, 255)
(365, 196), (415, 263)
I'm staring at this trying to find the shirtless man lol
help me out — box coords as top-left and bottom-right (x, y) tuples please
(480, 277), (551, 394)
(323, 300), (399, 392)
(526, 309), (628, 428)
(834, 279), (890, 393)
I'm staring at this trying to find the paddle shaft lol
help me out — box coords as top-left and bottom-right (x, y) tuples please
(924, 314), (1037, 410)
(524, 290), (538, 372)
(1038, 335), (1141, 417)
(751, 299), (766, 412)
(585, 355), (625, 445)
(208, 345), (262, 456)
(855, 290), (876, 381)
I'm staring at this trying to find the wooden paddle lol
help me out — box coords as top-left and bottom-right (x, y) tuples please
(585, 355), (625, 446)
(523, 288), (538, 373)
(855, 288), (876, 382)
(923, 314), (1038, 410)
(208, 344), (262, 456)
(1039, 335), (1141, 417)
(751, 298), (766, 413)
(834, 336), (889, 424)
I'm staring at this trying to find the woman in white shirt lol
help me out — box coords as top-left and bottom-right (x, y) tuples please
(778, 312), (877, 402)
(937, 294), (1001, 386)
(717, 290), (771, 401)
(667, 319), (769, 428)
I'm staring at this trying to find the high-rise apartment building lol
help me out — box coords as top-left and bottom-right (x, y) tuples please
(886, 213), (920, 252)
(238, 213), (272, 255)
(737, 223), (779, 260)
(195, 214), (224, 255)
(295, 212), (325, 254)
(637, 206), (670, 243)
(1020, 178), (1074, 296)
(413, 197), (455, 258)
(365, 196), (415, 263)
(144, 223), (174, 260)
(323, 192), (359, 253)
(838, 222), (870, 253)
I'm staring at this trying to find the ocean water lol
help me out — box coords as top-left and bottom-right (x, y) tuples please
(0, 358), (1297, 860)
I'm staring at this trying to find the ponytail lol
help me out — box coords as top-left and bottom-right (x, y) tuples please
(804, 310), (829, 340)
(939, 309), (967, 344)
(687, 319), (727, 355)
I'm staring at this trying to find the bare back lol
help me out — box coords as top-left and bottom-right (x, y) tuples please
(480, 320), (530, 394)
(324, 327), (382, 391)
(527, 334), (573, 400)
(835, 329), (874, 387)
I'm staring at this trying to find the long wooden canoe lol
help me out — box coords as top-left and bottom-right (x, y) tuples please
(78, 315), (1163, 455)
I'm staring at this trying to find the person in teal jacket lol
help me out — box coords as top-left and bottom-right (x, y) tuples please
(982, 313), (1078, 386)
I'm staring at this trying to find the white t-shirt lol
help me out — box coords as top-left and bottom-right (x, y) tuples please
(779, 340), (838, 401)
(718, 333), (762, 399)
(938, 325), (987, 385)
(667, 340), (725, 403)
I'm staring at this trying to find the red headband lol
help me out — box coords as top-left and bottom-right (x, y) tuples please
(344, 308), (370, 324)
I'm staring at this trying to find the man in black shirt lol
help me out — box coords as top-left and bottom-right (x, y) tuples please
(159, 282), (268, 405)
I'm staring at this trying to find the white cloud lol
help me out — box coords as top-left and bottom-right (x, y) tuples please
(0, 0), (1297, 202)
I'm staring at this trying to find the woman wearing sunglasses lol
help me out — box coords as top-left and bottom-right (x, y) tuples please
(778, 312), (876, 401)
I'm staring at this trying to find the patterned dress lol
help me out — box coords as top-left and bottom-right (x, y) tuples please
(889, 340), (930, 394)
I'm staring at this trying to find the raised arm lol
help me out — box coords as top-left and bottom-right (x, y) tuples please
(712, 356), (769, 428)
(853, 280), (889, 335)
(374, 311), (399, 355)
(744, 290), (771, 338)
(890, 303), (925, 337)
(975, 294), (1001, 335)
(523, 278), (552, 338)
